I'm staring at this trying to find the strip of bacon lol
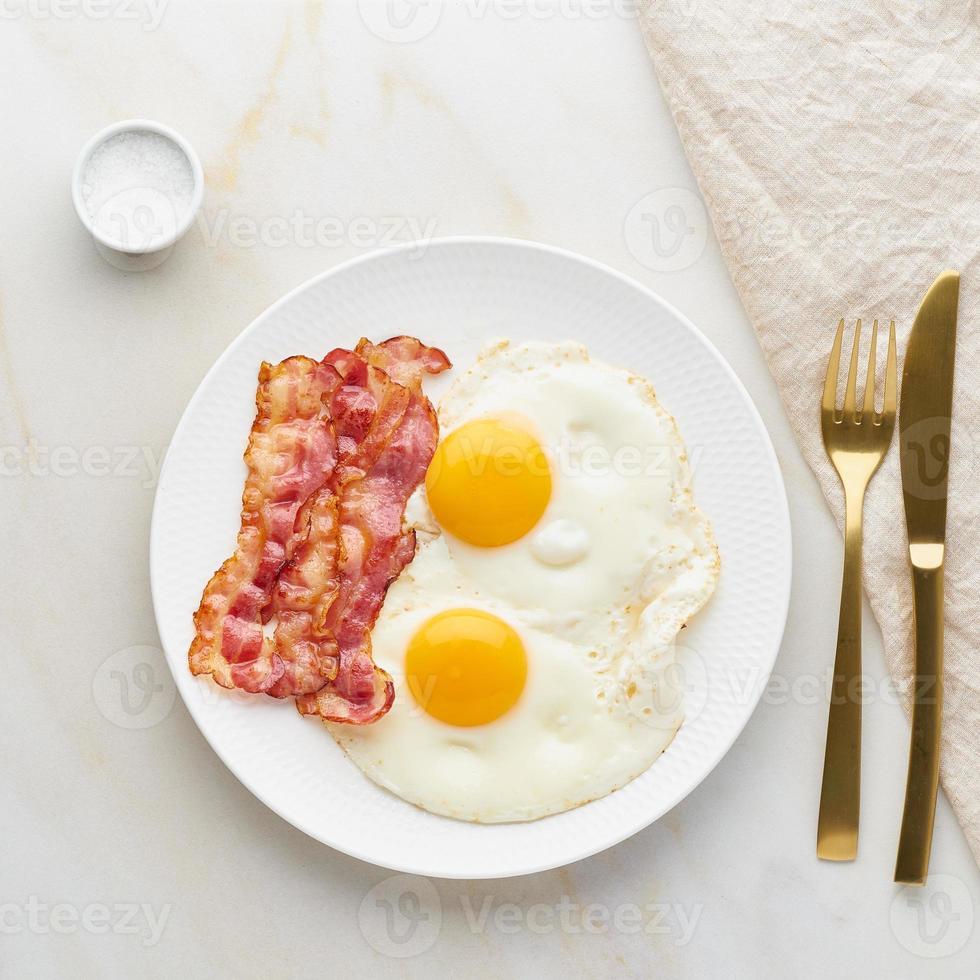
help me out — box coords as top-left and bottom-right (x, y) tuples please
(356, 336), (452, 387)
(290, 338), (451, 723)
(188, 356), (341, 694)
(263, 491), (341, 697)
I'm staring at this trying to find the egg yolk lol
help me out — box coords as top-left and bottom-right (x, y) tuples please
(424, 417), (552, 546)
(405, 609), (527, 727)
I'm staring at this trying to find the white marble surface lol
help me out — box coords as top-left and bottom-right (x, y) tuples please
(1, 2), (978, 977)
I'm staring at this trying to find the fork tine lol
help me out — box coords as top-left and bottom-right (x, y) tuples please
(880, 319), (897, 423)
(822, 319), (845, 418)
(862, 319), (878, 421)
(842, 319), (861, 416)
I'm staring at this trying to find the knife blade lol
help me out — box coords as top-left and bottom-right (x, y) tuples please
(895, 269), (959, 885)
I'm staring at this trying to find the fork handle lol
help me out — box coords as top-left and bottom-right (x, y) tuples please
(816, 485), (865, 861)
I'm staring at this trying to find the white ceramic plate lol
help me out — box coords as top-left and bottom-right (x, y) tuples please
(151, 238), (791, 879)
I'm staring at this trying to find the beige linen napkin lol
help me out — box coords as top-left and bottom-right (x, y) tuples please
(638, 1), (980, 866)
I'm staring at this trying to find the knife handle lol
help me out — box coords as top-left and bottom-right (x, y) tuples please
(816, 487), (864, 861)
(895, 555), (944, 885)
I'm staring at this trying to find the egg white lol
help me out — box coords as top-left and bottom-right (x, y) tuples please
(328, 340), (720, 822)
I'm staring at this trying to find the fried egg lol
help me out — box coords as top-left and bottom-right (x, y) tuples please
(328, 340), (720, 822)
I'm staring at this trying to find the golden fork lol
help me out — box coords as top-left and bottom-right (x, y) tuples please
(816, 318), (897, 861)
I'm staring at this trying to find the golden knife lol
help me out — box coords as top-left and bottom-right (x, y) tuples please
(895, 270), (959, 885)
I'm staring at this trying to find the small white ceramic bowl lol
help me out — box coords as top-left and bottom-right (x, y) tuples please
(71, 119), (204, 266)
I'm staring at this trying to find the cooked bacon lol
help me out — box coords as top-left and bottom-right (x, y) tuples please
(295, 399), (440, 722)
(261, 350), (414, 700)
(356, 336), (452, 387)
(188, 356), (341, 694)
(263, 491), (341, 697)
(292, 339), (450, 724)
(189, 335), (450, 723)
(327, 349), (413, 480)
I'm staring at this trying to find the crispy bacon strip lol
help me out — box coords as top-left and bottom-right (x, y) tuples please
(188, 356), (340, 694)
(263, 492), (341, 698)
(291, 338), (450, 723)
(356, 336), (452, 387)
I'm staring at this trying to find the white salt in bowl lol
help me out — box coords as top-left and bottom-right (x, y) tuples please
(71, 119), (204, 259)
